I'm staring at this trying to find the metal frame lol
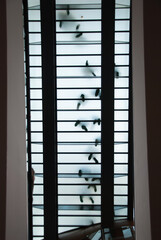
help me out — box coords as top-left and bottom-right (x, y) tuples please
(128, 2), (134, 221)
(23, 1), (33, 239)
(24, 0), (134, 238)
(41, 0), (58, 239)
(101, 0), (115, 227)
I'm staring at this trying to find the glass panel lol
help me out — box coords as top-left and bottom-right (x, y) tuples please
(114, 164), (128, 174)
(57, 55), (101, 66)
(56, 44), (101, 55)
(58, 153), (101, 163)
(32, 153), (43, 163)
(30, 78), (42, 88)
(24, 1), (44, 238)
(29, 22), (41, 32)
(33, 227), (44, 236)
(33, 216), (44, 225)
(30, 100), (42, 110)
(115, 20), (130, 31)
(57, 78), (101, 88)
(29, 45), (41, 55)
(56, 0), (101, 234)
(114, 154), (128, 163)
(114, 196), (128, 205)
(28, 10), (40, 20)
(29, 34), (41, 44)
(115, 9), (130, 19)
(114, 175), (128, 184)
(32, 165), (43, 174)
(30, 56), (42, 66)
(114, 0), (131, 222)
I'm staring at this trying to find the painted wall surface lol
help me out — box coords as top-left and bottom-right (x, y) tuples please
(5, 0), (28, 240)
(132, 0), (151, 239)
(0, 0), (7, 239)
(144, 0), (161, 239)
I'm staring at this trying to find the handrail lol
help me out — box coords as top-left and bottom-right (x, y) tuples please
(58, 223), (101, 240)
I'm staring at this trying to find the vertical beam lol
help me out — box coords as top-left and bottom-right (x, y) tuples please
(101, 0), (115, 227)
(23, 1), (33, 239)
(128, 3), (134, 221)
(41, 0), (58, 239)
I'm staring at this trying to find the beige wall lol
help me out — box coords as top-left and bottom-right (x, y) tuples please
(0, 0), (28, 239)
(144, 0), (161, 239)
(132, 0), (151, 239)
(133, 0), (161, 239)
(0, 0), (7, 239)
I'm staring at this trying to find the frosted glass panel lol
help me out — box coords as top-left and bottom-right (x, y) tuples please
(32, 165), (43, 174)
(29, 34), (41, 44)
(113, 0), (131, 221)
(31, 100), (42, 110)
(24, 0), (132, 236)
(114, 196), (128, 205)
(57, 78), (101, 88)
(32, 153), (43, 163)
(56, 45), (101, 55)
(29, 45), (41, 55)
(30, 79), (42, 88)
(33, 227), (44, 236)
(114, 164), (128, 174)
(58, 165), (101, 173)
(115, 20), (130, 31)
(115, 44), (129, 54)
(115, 9), (130, 19)
(33, 216), (44, 225)
(58, 153), (101, 163)
(56, 0), (102, 233)
(57, 55), (101, 66)
(29, 22), (41, 32)
(28, 10), (40, 20)
(30, 56), (42, 66)
(58, 133), (101, 142)
(31, 144), (43, 152)
(114, 175), (128, 184)
(30, 90), (42, 99)
(31, 111), (43, 121)
(56, 9), (101, 20)
(114, 154), (128, 163)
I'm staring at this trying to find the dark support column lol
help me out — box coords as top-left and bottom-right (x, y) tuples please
(128, 4), (134, 221)
(101, 0), (115, 227)
(41, 0), (58, 239)
(23, 1), (33, 239)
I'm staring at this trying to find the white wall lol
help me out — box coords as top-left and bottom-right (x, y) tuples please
(132, 0), (151, 239)
(5, 0), (28, 239)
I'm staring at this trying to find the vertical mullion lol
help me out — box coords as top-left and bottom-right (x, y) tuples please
(128, 2), (134, 221)
(41, 0), (58, 239)
(101, 0), (115, 227)
(23, 1), (33, 239)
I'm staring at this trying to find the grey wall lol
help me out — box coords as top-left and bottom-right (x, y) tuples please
(0, 0), (28, 239)
(144, 0), (161, 239)
(133, 0), (161, 239)
(132, 0), (151, 239)
(0, 0), (7, 239)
